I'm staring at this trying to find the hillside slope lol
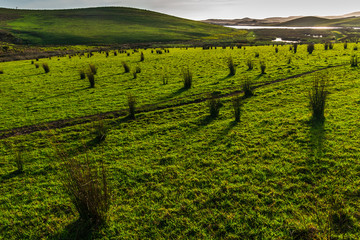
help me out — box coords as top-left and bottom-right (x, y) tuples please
(0, 7), (235, 45)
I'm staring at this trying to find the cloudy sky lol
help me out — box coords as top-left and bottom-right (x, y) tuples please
(1, 0), (359, 20)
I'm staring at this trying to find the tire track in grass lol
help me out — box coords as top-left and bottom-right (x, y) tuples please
(0, 64), (345, 140)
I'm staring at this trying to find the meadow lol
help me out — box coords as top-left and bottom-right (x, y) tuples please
(1, 43), (360, 239)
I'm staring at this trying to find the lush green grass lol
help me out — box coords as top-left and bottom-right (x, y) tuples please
(0, 7), (236, 45)
(0, 43), (358, 131)
(1, 44), (360, 239)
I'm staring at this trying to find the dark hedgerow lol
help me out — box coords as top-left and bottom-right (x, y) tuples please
(42, 63), (50, 73)
(309, 74), (328, 122)
(127, 94), (137, 120)
(182, 68), (193, 89)
(227, 56), (236, 76)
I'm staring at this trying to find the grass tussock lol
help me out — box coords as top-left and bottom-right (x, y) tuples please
(350, 55), (358, 67)
(14, 150), (24, 173)
(227, 56), (236, 76)
(260, 61), (266, 74)
(242, 78), (254, 98)
(42, 63), (50, 73)
(208, 95), (223, 118)
(232, 96), (242, 122)
(122, 62), (130, 73)
(87, 72), (95, 88)
(79, 70), (86, 79)
(127, 94), (137, 120)
(247, 59), (253, 70)
(93, 119), (107, 142)
(89, 64), (97, 75)
(182, 68), (193, 89)
(61, 155), (110, 226)
(307, 43), (315, 54)
(309, 74), (328, 122)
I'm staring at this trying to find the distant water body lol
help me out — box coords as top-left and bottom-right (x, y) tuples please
(226, 26), (360, 30)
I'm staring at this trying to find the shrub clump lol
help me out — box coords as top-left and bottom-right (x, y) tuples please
(260, 61), (266, 74)
(350, 55), (358, 67)
(208, 94), (223, 118)
(89, 64), (97, 75)
(42, 63), (50, 73)
(309, 74), (328, 122)
(87, 72), (95, 88)
(62, 155), (110, 225)
(140, 52), (144, 62)
(247, 59), (253, 70)
(122, 62), (130, 73)
(182, 68), (192, 89)
(93, 119), (107, 142)
(242, 78), (254, 98)
(307, 43), (315, 54)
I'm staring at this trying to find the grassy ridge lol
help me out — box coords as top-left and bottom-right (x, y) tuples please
(0, 7), (236, 45)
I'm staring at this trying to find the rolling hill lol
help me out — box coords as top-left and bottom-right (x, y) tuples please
(0, 7), (235, 45)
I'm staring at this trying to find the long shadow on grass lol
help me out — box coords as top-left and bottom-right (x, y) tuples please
(41, 87), (89, 100)
(209, 121), (237, 145)
(163, 87), (188, 100)
(50, 219), (102, 240)
(309, 119), (325, 160)
(0, 170), (23, 183)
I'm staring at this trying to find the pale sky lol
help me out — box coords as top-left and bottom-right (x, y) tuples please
(1, 0), (359, 20)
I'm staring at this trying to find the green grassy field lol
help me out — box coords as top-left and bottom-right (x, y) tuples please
(0, 7), (236, 45)
(1, 43), (360, 239)
(278, 16), (360, 27)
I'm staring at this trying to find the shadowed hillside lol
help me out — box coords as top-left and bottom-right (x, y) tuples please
(0, 7), (235, 45)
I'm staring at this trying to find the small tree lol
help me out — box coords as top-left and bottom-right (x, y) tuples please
(293, 43), (298, 53)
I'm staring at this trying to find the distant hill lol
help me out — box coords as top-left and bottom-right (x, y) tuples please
(277, 16), (360, 27)
(0, 7), (235, 45)
(204, 11), (360, 27)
